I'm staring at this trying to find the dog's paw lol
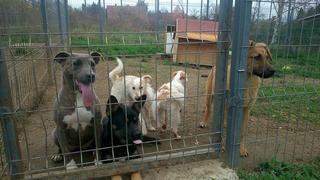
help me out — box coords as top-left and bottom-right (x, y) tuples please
(148, 126), (156, 131)
(221, 146), (225, 152)
(199, 122), (207, 128)
(94, 159), (103, 166)
(51, 154), (63, 163)
(66, 159), (78, 170)
(174, 134), (182, 139)
(240, 147), (249, 157)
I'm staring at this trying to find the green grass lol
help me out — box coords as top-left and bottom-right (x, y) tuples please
(238, 158), (320, 179)
(252, 84), (320, 124)
(273, 52), (320, 79)
(129, 62), (153, 73)
(71, 34), (164, 58)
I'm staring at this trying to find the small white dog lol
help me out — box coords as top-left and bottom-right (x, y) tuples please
(109, 58), (156, 135)
(153, 70), (187, 139)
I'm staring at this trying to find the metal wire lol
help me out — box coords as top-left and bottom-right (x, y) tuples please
(0, 0), (319, 178)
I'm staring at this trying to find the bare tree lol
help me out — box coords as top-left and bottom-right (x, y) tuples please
(271, 0), (285, 45)
(189, 8), (199, 19)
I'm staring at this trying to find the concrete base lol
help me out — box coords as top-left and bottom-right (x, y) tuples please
(142, 159), (238, 180)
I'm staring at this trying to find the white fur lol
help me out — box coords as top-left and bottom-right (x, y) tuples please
(154, 70), (187, 139)
(63, 92), (93, 131)
(66, 159), (78, 170)
(109, 58), (156, 135)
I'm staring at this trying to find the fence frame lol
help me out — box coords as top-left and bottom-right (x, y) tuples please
(226, 0), (252, 168)
(0, 49), (22, 178)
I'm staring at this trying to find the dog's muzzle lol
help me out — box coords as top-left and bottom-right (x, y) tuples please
(254, 69), (275, 79)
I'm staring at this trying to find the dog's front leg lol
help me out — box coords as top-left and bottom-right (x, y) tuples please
(56, 128), (78, 170)
(141, 107), (156, 131)
(93, 106), (103, 165)
(240, 107), (249, 157)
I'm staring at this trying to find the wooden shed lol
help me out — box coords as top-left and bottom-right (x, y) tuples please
(172, 18), (219, 66)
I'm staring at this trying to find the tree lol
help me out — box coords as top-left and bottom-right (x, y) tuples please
(270, 0), (285, 45)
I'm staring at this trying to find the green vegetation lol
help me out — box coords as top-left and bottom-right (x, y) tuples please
(272, 51), (320, 79)
(238, 158), (320, 179)
(252, 84), (320, 124)
(71, 34), (164, 58)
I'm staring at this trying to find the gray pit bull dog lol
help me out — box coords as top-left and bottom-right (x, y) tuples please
(51, 51), (103, 170)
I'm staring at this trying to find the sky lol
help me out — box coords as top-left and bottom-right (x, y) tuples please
(68, 0), (278, 18)
(68, 0), (293, 19)
(69, 0), (217, 13)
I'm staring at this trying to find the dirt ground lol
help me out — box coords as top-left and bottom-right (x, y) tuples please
(13, 57), (320, 177)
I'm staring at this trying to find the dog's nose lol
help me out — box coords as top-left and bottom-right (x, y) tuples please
(267, 69), (275, 76)
(269, 69), (275, 74)
(86, 74), (95, 83)
(133, 130), (142, 139)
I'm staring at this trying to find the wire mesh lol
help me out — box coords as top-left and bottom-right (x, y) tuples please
(0, 0), (319, 178)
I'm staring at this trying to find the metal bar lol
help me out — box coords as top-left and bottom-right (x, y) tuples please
(98, 0), (105, 44)
(226, 0), (252, 168)
(56, 0), (64, 45)
(26, 147), (217, 179)
(64, 0), (70, 45)
(206, 0), (210, 19)
(211, 0), (233, 155)
(0, 49), (22, 178)
(40, 0), (53, 86)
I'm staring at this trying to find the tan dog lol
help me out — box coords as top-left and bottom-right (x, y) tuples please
(199, 41), (275, 157)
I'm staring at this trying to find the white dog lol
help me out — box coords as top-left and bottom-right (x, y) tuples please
(109, 58), (156, 135)
(153, 70), (187, 139)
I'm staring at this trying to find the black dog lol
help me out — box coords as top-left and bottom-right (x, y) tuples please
(101, 95), (156, 162)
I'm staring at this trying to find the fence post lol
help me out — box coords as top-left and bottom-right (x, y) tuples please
(155, 0), (160, 41)
(64, 0), (70, 45)
(211, 0), (233, 154)
(57, 0), (64, 45)
(99, 0), (105, 44)
(40, 0), (53, 85)
(226, 0), (252, 168)
(0, 49), (22, 178)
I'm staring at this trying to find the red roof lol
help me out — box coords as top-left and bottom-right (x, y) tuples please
(175, 18), (219, 39)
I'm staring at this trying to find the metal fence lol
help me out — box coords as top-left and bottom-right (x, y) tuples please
(0, 0), (319, 178)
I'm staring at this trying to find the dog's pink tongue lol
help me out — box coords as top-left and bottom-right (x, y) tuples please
(133, 140), (142, 145)
(77, 81), (93, 108)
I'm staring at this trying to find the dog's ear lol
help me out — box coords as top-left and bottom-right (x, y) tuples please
(256, 43), (273, 61)
(132, 95), (147, 113)
(90, 52), (104, 64)
(171, 71), (178, 79)
(249, 40), (256, 47)
(264, 46), (273, 61)
(54, 52), (70, 66)
(142, 75), (152, 83)
(106, 95), (119, 115)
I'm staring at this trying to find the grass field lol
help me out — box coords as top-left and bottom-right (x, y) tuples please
(238, 158), (320, 179)
(252, 84), (320, 124)
(71, 33), (165, 58)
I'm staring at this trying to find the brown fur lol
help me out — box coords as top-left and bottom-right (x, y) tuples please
(200, 41), (275, 157)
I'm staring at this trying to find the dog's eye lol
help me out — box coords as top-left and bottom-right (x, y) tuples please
(139, 86), (143, 90)
(132, 87), (135, 90)
(254, 54), (261, 61)
(73, 60), (81, 66)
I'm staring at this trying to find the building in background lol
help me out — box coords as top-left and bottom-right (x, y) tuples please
(172, 18), (218, 66)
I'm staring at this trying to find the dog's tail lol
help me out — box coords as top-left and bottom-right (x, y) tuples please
(109, 57), (123, 83)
